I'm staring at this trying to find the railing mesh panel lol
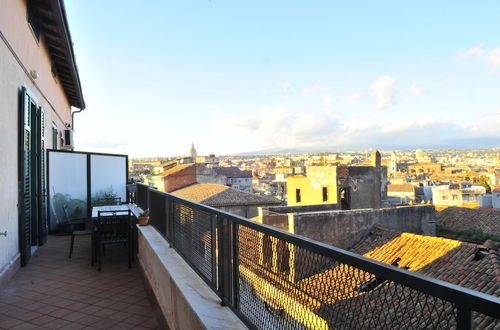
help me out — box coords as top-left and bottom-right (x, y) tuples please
(136, 184), (149, 210)
(149, 191), (167, 237)
(235, 224), (466, 330)
(173, 201), (214, 285)
(136, 184), (500, 330)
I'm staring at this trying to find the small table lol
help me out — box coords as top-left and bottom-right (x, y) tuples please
(92, 204), (143, 218)
(91, 204), (143, 259)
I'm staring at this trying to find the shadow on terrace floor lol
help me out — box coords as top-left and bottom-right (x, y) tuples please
(0, 235), (160, 330)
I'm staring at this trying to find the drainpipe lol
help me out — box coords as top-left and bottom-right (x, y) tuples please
(71, 108), (84, 130)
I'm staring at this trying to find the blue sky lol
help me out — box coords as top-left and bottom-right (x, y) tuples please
(65, 1), (500, 157)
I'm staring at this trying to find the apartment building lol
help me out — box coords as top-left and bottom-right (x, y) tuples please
(0, 0), (84, 283)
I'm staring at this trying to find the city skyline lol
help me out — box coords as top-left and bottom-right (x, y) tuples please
(65, 1), (500, 157)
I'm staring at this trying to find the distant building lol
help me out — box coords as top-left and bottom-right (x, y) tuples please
(147, 164), (196, 192)
(415, 149), (431, 163)
(387, 183), (416, 204)
(171, 183), (281, 218)
(188, 142), (197, 160)
(389, 151), (398, 174)
(195, 154), (219, 167)
(432, 184), (486, 208)
(286, 151), (388, 210)
(132, 160), (161, 171)
(214, 166), (253, 193)
(286, 166), (338, 206)
(408, 162), (443, 176)
(493, 188), (500, 209)
(148, 163), (226, 192)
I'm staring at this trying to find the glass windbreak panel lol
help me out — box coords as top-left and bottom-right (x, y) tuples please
(90, 154), (127, 206)
(48, 152), (87, 231)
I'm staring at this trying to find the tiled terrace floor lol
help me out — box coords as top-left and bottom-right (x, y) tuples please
(0, 235), (159, 330)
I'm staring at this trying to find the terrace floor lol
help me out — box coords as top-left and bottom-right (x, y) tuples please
(0, 235), (160, 330)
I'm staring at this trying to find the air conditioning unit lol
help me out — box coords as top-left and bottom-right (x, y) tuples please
(62, 129), (74, 150)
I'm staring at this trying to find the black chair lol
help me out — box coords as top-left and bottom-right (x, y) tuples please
(64, 205), (92, 259)
(93, 210), (133, 271)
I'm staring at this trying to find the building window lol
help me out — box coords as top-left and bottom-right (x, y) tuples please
(27, 4), (41, 42)
(52, 123), (58, 149)
(322, 187), (328, 202)
(295, 189), (301, 203)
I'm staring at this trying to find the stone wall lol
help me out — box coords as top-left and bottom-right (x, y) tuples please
(348, 166), (388, 209)
(265, 203), (338, 214)
(291, 205), (436, 250)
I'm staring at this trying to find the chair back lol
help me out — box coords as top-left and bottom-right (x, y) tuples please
(93, 197), (122, 207)
(95, 210), (132, 242)
(62, 204), (76, 230)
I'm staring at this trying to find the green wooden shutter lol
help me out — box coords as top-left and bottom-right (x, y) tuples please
(20, 87), (33, 265)
(38, 107), (48, 244)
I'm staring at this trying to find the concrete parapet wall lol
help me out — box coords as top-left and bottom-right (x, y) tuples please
(265, 204), (338, 214)
(137, 226), (247, 330)
(291, 205), (436, 250)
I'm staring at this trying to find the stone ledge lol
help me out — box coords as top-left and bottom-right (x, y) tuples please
(137, 225), (247, 330)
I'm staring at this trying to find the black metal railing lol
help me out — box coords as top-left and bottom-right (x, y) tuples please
(135, 183), (500, 330)
(136, 183), (149, 210)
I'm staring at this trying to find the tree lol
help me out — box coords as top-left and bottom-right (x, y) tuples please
(478, 176), (491, 193)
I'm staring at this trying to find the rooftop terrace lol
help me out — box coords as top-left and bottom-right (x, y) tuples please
(0, 235), (159, 329)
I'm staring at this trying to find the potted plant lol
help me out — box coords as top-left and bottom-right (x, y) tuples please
(138, 209), (150, 226)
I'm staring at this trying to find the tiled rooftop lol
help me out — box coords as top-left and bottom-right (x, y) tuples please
(214, 166), (252, 178)
(437, 206), (500, 237)
(0, 235), (160, 330)
(351, 226), (500, 297)
(172, 183), (281, 207)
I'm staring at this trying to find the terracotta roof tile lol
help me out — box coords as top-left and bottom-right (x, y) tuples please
(153, 164), (194, 178)
(437, 207), (500, 237)
(214, 166), (252, 178)
(171, 183), (229, 202)
(171, 183), (281, 207)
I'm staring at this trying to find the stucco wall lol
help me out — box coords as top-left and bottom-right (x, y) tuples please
(286, 166), (338, 206)
(0, 0), (73, 276)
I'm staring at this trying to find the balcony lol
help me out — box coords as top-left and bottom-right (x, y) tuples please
(1, 179), (499, 329)
(134, 183), (500, 330)
(0, 235), (160, 329)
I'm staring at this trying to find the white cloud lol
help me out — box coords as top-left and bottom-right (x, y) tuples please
(486, 48), (500, 68)
(324, 95), (334, 103)
(457, 44), (484, 58)
(304, 83), (327, 95)
(457, 45), (500, 69)
(214, 107), (339, 149)
(347, 92), (362, 102)
(277, 82), (292, 92)
(214, 105), (500, 151)
(370, 76), (397, 109)
(409, 83), (423, 95)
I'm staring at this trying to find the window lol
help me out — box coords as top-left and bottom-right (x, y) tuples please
(322, 187), (328, 202)
(52, 123), (58, 149)
(27, 4), (41, 42)
(295, 189), (301, 203)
